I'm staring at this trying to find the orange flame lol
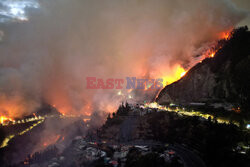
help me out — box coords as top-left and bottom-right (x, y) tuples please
(209, 51), (216, 58)
(180, 71), (186, 77)
(220, 30), (232, 40)
(158, 30), (232, 88)
(201, 30), (233, 60)
(0, 116), (13, 125)
(161, 65), (187, 87)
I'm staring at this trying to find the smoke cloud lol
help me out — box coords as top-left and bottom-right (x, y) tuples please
(0, 0), (247, 118)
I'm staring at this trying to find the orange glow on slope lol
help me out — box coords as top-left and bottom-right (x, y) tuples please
(0, 116), (13, 125)
(180, 71), (186, 77)
(161, 65), (187, 87)
(202, 49), (216, 59)
(158, 29), (232, 88)
(209, 51), (216, 58)
(0, 94), (38, 120)
(201, 29), (233, 60)
(157, 30), (234, 88)
(220, 30), (232, 40)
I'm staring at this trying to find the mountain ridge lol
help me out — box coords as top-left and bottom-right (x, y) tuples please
(156, 26), (250, 114)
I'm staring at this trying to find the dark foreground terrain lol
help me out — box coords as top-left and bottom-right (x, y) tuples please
(5, 102), (248, 167)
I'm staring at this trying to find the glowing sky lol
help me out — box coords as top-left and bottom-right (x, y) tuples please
(0, 0), (249, 117)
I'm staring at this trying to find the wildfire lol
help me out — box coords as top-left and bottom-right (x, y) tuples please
(209, 51), (216, 58)
(180, 71), (186, 77)
(201, 46), (218, 59)
(220, 30), (232, 40)
(0, 116), (13, 125)
(155, 30), (233, 89)
(161, 65), (187, 87)
(200, 29), (233, 61)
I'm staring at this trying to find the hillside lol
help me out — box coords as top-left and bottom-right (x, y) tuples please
(156, 26), (250, 114)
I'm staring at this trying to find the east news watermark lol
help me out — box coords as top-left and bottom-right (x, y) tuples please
(86, 77), (164, 89)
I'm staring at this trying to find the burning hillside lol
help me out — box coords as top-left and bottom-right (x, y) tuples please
(0, 0), (247, 119)
(156, 26), (250, 113)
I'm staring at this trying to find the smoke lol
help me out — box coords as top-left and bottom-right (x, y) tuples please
(0, 0), (247, 117)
